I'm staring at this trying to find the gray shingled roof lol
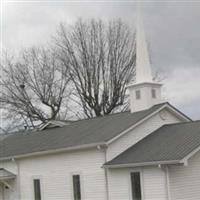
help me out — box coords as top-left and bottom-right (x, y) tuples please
(0, 103), (167, 159)
(105, 121), (200, 167)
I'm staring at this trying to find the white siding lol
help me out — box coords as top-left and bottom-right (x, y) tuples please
(108, 166), (168, 200)
(129, 83), (162, 113)
(18, 148), (106, 200)
(169, 150), (200, 200)
(143, 167), (168, 200)
(107, 108), (181, 161)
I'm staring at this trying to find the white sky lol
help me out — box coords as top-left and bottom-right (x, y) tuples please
(1, 0), (200, 119)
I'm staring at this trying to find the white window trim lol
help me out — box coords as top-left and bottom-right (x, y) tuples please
(31, 175), (44, 200)
(128, 169), (144, 200)
(70, 171), (84, 200)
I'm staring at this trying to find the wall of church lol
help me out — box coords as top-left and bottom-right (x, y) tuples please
(107, 166), (168, 200)
(169, 150), (200, 200)
(17, 148), (106, 200)
(106, 108), (182, 161)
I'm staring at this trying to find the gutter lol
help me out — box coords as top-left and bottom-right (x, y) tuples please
(103, 160), (183, 169)
(10, 158), (21, 200)
(98, 145), (110, 200)
(165, 166), (171, 200)
(0, 142), (106, 161)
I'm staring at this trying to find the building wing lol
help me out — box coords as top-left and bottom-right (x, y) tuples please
(104, 121), (200, 168)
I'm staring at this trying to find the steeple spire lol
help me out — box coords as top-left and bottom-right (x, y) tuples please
(136, 3), (153, 83)
(127, 2), (163, 113)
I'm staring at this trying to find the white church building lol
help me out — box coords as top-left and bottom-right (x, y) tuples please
(0, 8), (200, 200)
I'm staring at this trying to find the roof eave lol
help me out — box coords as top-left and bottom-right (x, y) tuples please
(0, 142), (107, 161)
(164, 103), (192, 122)
(0, 175), (16, 181)
(180, 144), (200, 165)
(103, 160), (183, 169)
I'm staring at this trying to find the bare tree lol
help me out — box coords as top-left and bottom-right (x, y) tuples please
(56, 19), (136, 118)
(0, 47), (71, 130)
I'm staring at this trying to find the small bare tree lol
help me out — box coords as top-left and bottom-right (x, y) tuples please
(56, 19), (136, 118)
(0, 47), (71, 130)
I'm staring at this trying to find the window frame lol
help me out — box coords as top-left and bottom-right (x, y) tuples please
(129, 170), (144, 200)
(70, 172), (84, 200)
(32, 176), (43, 200)
(73, 175), (81, 200)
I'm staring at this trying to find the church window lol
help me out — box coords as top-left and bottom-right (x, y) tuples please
(152, 89), (156, 98)
(33, 179), (41, 200)
(73, 174), (81, 200)
(131, 172), (142, 200)
(136, 90), (141, 100)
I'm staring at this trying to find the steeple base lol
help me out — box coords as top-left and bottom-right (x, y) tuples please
(127, 82), (163, 113)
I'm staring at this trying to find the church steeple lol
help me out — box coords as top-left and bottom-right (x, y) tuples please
(127, 3), (163, 113)
(135, 5), (153, 83)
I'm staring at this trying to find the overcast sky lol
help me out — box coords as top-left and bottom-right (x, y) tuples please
(1, 0), (200, 119)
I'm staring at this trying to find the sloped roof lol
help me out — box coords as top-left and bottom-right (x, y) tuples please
(0, 168), (16, 180)
(105, 121), (200, 168)
(0, 103), (168, 159)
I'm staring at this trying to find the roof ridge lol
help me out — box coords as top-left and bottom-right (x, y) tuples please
(71, 102), (168, 124)
(2, 102), (169, 136)
(70, 110), (130, 124)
